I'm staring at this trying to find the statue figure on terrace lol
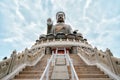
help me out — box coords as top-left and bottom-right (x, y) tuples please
(47, 18), (53, 34)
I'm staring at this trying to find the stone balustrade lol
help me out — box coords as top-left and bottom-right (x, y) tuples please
(31, 38), (92, 50)
(0, 58), (12, 78)
(27, 48), (44, 65)
(111, 56), (120, 75)
(78, 47), (96, 63)
(78, 47), (120, 77)
(0, 47), (45, 79)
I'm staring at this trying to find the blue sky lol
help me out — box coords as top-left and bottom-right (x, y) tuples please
(0, 0), (120, 60)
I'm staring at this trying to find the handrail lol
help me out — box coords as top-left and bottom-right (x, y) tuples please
(65, 54), (79, 80)
(40, 53), (79, 80)
(40, 54), (54, 80)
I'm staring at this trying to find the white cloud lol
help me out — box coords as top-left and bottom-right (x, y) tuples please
(83, 0), (92, 18)
(15, 0), (25, 21)
(3, 37), (16, 43)
(0, 0), (120, 58)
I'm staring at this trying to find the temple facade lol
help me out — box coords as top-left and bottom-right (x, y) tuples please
(0, 12), (120, 80)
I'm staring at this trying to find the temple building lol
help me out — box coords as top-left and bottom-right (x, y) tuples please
(0, 11), (120, 80)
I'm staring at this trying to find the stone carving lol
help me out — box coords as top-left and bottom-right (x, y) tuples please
(39, 34), (46, 41)
(46, 33), (55, 39)
(56, 32), (66, 39)
(47, 18), (53, 34)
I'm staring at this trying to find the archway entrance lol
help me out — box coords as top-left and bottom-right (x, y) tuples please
(58, 50), (64, 54)
(52, 47), (69, 54)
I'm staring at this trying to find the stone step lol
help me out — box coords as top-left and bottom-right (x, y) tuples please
(19, 71), (43, 74)
(76, 71), (104, 74)
(68, 70), (104, 74)
(22, 68), (53, 73)
(74, 65), (97, 67)
(78, 78), (111, 80)
(12, 79), (40, 80)
(68, 70), (104, 75)
(75, 68), (100, 71)
(75, 67), (99, 69)
(25, 66), (46, 69)
(24, 66), (46, 69)
(69, 54), (111, 79)
(78, 74), (109, 78)
(23, 69), (45, 71)
(15, 74), (40, 79)
(13, 55), (51, 80)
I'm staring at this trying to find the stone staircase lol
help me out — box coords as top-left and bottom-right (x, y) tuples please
(69, 54), (111, 80)
(51, 54), (69, 80)
(12, 54), (51, 80)
(11, 54), (112, 80)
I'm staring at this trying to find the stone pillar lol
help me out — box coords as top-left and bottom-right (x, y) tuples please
(43, 47), (46, 54)
(71, 46), (77, 54)
(46, 47), (51, 54)
(56, 48), (58, 54)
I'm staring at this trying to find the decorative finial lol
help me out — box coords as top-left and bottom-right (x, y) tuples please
(106, 48), (113, 56)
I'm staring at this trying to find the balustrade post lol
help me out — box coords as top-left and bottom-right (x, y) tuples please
(73, 39), (75, 42)
(8, 50), (17, 74)
(41, 40), (43, 43)
(60, 38), (62, 41)
(24, 48), (29, 63)
(47, 39), (49, 42)
(53, 38), (55, 41)
(106, 48), (119, 74)
(67, 38), (69, 41)
(43, 47), (45, 55)
(94, 47), (99, 63)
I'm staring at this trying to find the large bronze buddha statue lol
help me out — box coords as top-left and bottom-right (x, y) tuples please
(45, 12), (81, 54)
(49, 11), (72, 35)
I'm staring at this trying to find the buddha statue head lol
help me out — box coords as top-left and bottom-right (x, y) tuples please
(56, 11), (65, 23)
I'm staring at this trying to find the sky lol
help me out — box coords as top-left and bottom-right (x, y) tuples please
(0, 0), (120, 60)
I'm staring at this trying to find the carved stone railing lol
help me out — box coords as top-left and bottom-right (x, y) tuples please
(27, 48), (44, 66)
(78, 47), (120, 79)
(0, 58), (12, 78)
(0, 47), (45, 79)
(31, 39), (92, 50)
(111, 56), (120, 75)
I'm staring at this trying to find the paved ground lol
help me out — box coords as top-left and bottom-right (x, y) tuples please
(51, 55), (69, 80)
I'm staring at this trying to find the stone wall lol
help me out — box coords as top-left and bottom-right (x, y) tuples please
(0, 47), (45, 79)
(78, 47), (120, 76)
